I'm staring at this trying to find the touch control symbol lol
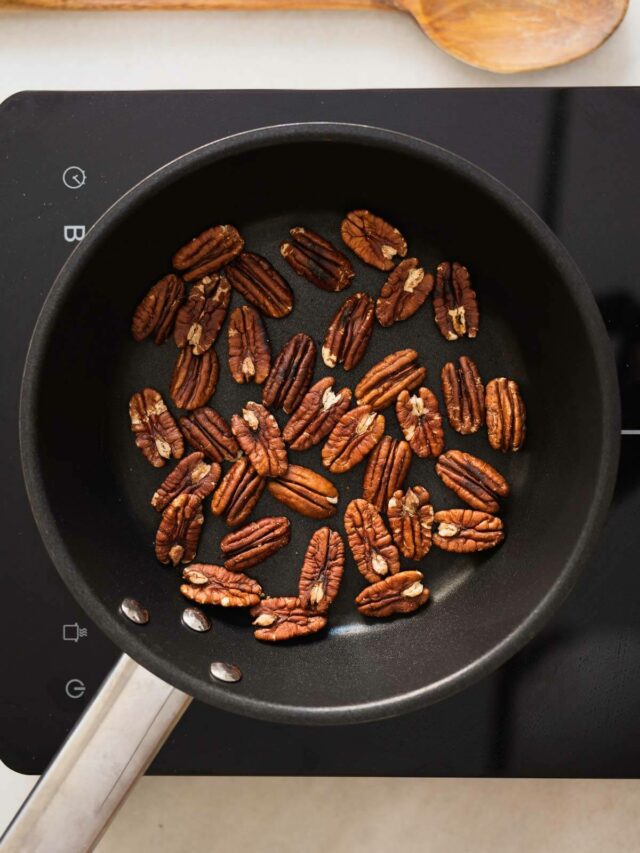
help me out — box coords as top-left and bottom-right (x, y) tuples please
(65, 679), (86, 699)
(64, 225), (86, 243)
(63, 623), (88, 642)
(62, 166), (86, 190)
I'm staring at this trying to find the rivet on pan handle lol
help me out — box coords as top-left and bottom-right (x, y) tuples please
(0, 654), (191, 853)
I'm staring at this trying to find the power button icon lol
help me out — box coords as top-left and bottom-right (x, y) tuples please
(65, 679), (86, 700)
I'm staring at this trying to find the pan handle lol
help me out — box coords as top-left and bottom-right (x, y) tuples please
(0, 654), (192, 853)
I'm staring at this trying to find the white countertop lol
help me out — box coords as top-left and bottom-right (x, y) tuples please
(1, 5), (640, 851)
(2, 3), (640, 98)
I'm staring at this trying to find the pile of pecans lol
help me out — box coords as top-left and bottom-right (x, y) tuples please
(129, 211), (526, 642)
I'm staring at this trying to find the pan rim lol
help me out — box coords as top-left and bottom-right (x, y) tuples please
(19, 121), (621, 725)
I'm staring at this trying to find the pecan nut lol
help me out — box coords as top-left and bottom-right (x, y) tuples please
(362, 436), (412, 512)
(179, 406), (240, 463)
(262, 332), (316, 414)
(151, 452), (220, 512)
(396, 387), (445, 458)
(485, 378), (526, 452)
(220, 516), (291, 572)
(355, 349), (426, 410)
(170, 347), (219, 410)
(131, 274), (185, 344)
(298, 527), (345, 612)
(433, 509), (504, 553)
(129, 388), (184, 467)
(441, 356), (485, 435)
(227, 305), (271, 385)
(322, 292), (375, 371)
(267, 465), (338, 519)
(155, 493), (204, 566)
(224, 253), (293, 319)
(322, 404), (385, 474)
(281, 227), (354, 292)
(173, 274), (230, 354)
(387, 486), (434, 560)
(340, 210), (407, 271)
(436, 450), (509, 513)
(172, 225), (244, 282)
(251, 597), (327, 642)
(344, 498), (400, 584)
(210, 456), (265, 527)
(181, 563), (262, 607)
(230, 402), (288, 478)
(282, 377), (352, 451)
(433, 261), (479, 341)
(355, 570), (429, 618)
(375, 258), (433, 327)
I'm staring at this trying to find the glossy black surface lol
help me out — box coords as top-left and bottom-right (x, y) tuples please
(1, 89), (638, 776)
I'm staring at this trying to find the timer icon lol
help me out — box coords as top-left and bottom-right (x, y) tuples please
(62, 166), (86, 190)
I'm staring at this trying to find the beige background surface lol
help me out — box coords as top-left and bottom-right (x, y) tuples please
(1, 3), (639, 851)
(96, 777), (640, 852)
(1, 1), (640, 98)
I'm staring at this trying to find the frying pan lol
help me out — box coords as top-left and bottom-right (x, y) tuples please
(4, 123), (619, 852)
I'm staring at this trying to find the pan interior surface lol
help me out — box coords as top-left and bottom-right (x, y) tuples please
(21, 126), (619, 724)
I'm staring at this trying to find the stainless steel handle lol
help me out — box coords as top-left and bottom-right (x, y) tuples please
(0, 654), (192, 853)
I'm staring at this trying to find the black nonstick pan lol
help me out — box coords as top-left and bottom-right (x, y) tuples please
(5, 124), (619, 852)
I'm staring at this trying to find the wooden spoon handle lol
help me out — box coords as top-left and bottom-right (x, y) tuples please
(2, 0), (396, 8)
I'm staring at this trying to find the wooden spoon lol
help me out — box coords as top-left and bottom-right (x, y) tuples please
(3, 0), (628, 75)
(413, 0), (630, 73)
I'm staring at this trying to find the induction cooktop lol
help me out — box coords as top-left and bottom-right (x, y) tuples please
(1, 88), (638, 777)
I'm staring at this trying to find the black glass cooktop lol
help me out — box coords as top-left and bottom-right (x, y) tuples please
(1, 88), (639, 777)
